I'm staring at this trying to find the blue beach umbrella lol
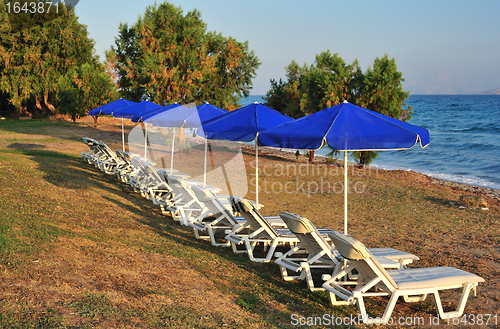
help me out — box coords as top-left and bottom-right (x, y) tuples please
(112, 100), (161, 119)
(152, 102), (228, 182)
(186, 102), (228, 128)
(258, 100), (430, 234)
(197, 102), (294, 206)
(88, 98), (136, 116)
(88, 98), (137, 151)
(131, 102), (181, 124)
(112, 100), (162, 157)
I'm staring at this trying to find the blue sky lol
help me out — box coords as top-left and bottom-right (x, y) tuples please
(75, 0), (500, 94)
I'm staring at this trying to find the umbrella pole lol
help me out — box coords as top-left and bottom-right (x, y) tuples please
(256, 134), (259, 209)
(344, 151), (348, 235)
(170, 128), (175, 175)
(204, 139), (207, 187)
(121, 119), (125, 152)
(144, 123), (148, 159)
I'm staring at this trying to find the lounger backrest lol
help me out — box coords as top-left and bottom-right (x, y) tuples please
(230, 197), (276, 239)
(168, 176), (199, 204)
(191, 186), (215, 203)
(192, 187), (235, 223)
(327, 231), (398, 289)
(280, 212), (336, 265)
(115, 149), (125, 161)
(130, 157), (144, 170)
(99, 142), (120, 161)
(82, 137), (93, 147)
(91, 140), (102, 154)
(144, 164), (164, 183)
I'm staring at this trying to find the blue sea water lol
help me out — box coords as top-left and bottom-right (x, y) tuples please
(240, 95), (500, 190)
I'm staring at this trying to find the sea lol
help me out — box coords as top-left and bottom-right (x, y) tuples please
(240, 94), (500, 190)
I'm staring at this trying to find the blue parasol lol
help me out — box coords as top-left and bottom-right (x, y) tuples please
(152, 102), (228, 184)
(112, 100), (162, 157)
(258, 101), (430, 234)
(197, 102), (294, 206)
(88, 98), (136, 117)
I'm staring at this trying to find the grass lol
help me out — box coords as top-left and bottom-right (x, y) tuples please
(0, 116), (498, 328)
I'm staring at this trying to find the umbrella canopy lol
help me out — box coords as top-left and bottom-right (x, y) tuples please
(111, 100), (162, 156)
(88, 98), (136, 116)
(197, 102), (294, 206)
(112, 100), (162, 119)
(154, 102), (228, 128)
(258, 101), (429, 150)
(152, 102), (228, 184)
(131, 102), (181, 123)
(186, 102), (228, 128)
(196, 102), (293, 141)
(258, 101), (430, 234)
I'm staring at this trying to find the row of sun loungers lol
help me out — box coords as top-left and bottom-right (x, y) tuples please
(81, 137), (484, 323)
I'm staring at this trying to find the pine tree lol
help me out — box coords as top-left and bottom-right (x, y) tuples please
(107, 2), (260, 108)
(264, 52), (411, 166)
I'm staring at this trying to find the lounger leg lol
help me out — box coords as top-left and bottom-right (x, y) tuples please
(301, 263), (323, 291)
(381, 292), (401, 324)
(356, 294), (370, 324)
(207, 226), (230, 247)
(230, 241), (247, 254)
(433, 282), (477, 319)
(245, 240), (258, 262)
(193, 228), (210, 241)
(279, 266), (306, 282)
(263, 240), (280, 262)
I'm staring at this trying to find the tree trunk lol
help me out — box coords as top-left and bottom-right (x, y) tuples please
(359, 151), (365, 168)
(43, 92), (55, 114)
(309, 150), (315, 163)
(19, 105), (30, 117)
(35, 95), (43, 111)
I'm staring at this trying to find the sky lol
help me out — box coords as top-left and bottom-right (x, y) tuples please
(74, 0), (500, 95)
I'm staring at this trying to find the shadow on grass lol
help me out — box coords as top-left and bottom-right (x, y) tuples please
(425, 195), (455, 206)
(0, 117), (126, 145)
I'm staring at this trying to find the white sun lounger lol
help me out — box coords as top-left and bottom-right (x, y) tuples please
(188, 187), (284, 247)
(275, 212), (419, 291)
(225, 198), (333, 263)
(94, 141), (127, 175)
(322, 231), (484, 324)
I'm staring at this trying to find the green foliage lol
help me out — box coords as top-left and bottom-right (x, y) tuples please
(352, 150), (379, 167)
(0, 0), (97, 116)
(107, 2), (260, 110)
(264, 51), (411, 166)
(57, 63), (118, 122)
(323, 145), (340, 163)
(359, 55), (412, 121)
(264, 51), (363, 119)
